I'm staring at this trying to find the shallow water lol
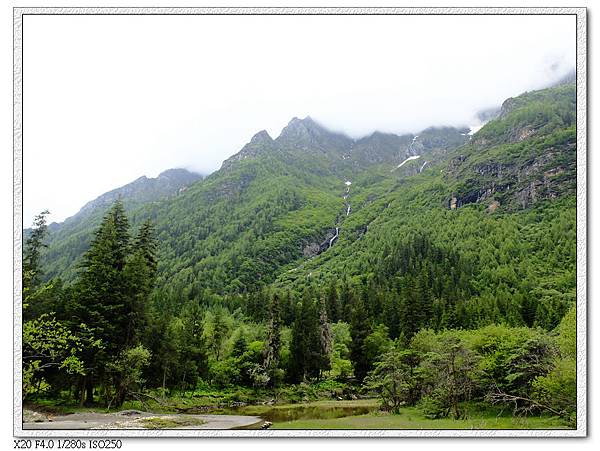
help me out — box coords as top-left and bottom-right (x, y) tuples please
(180, 401), (379, 427)
(258, 404), (374, 422)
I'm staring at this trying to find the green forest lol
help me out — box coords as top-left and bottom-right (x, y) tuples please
(22, 83), (577, 429)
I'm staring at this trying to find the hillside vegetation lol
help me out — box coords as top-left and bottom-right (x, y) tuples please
(24, 83), (577, 428)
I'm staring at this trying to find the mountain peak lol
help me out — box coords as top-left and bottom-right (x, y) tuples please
(280, 116), (321, 136)
(250, 130), (273, 144)
(158, 168), (200, 180)
(72, 168), (202, 221)
(221, 130), (277, 170)
(277, 116), (353, 153)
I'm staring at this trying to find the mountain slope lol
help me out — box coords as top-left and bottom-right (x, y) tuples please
(275, 83), (576, 329)
(40, 168), (202, 280)
(38, 83), (576, 327)
(40, 117), (468, 289)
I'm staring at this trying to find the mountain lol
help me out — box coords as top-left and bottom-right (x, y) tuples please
(40, 117), (469, 285)
(74, 168), (202, 219)
(38, 168), (202, 280)
(38, 83), (576, 327)
(277, 83), (576, 294)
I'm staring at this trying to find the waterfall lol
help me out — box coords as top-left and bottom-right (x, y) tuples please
(329, 227), (339, 248)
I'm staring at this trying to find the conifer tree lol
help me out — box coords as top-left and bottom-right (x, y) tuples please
(350, 296), (371, 382)
(177, 301), (209, 390)
(318, 297), (333, 376)
(124, 220), (158, 347)
(71, 200), (131, 404)
(210, 307), (229, 361)
(288, 300), (306, 383)
(325, 280), (339, 323)
(339, 280), (356, 323)
(263, 292), (282, 379)
(23, 210), (50, 292)
(289, 289), (323, 382)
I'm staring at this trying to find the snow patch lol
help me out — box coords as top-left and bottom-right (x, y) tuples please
(468, 124), (484, 135)
(393, 155), (421, 171)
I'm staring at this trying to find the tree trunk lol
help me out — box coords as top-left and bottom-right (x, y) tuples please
(78, 376), (85, 407)
(115, 386), (126, 408)
(84, 375), (94, 406)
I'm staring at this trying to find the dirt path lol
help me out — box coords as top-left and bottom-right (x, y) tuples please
(23, 410), (263, 430)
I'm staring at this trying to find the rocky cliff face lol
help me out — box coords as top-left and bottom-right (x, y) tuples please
(445, 84), (576, 212)
(351, 132), (413, 167)
(276, 116), (354, 154)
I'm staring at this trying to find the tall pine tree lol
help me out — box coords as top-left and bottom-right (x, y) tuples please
(23, 210), (50, 292)
(71, 200), (131, 404)
(124, 219), (158, 347)
(350, 296), (371, 382)
(289, 289), (323, 382)
(263, 292), (282, 384)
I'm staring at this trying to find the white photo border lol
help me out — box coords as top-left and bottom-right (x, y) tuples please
(13, 6), (587, 438)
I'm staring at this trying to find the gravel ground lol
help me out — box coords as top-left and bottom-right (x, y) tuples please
(22, 409), (263, 430)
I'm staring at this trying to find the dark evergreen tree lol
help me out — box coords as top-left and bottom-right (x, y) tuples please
(325, 280), (339, 323)
(350, 296), (372, 382)
(232, 333), (248, 358)
(281, 290), (295, 326)
(70, 200), (131, 405)
(23, 210), (50, 292)
(263, 292), (282, 381)
(210, 307), (229, 361)
(125, 219), (158, 347)
(288, 289), (323, 382)
(318, 297), (333, 376)
(339, 280), (356, 323)
(178, 301), (209, 389)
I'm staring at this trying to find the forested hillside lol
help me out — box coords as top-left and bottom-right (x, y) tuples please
(23, 83), (577, 427)
(38, 168), (202, 282)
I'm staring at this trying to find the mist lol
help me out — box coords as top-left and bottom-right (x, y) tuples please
(23, 14), (575, 225)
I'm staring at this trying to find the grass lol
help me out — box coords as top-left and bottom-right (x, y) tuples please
(138, 416), (206, 429)
(233, 398), (378, 417)
(270, 406), (569, 430)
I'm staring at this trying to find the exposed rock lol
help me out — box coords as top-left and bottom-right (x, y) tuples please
(229, 401), (247, 408)
(276, 116), (353, 154)
(23, 409), (49, 423)
(447, 155), (467, 174)
(352, 132), (412, 166)
(302, 242), (321, 258)
(487, 200), (500, 213)
(450, 197), (458, 210)
(517, 126), (536, 141)
(118, 410), (145, 416)
(544, 167), (565, 178)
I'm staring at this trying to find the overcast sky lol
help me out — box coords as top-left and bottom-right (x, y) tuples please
(23, 14), (575, 226)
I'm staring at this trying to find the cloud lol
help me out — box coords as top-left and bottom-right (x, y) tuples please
(23, 14), (575, 225)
